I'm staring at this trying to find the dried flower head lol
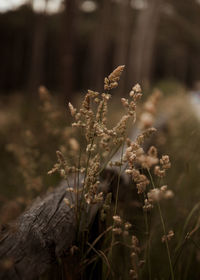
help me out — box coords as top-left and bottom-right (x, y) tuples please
(113, 215), (123, 225)
(162, 230), (174, 243)
(139, 89), (162, 129)
(69, 138), (80, 152)
(143, 199), (154, 211)
(104, 65), (125, 90)
(112, 227), (123, 235)
(154, 165), (166, 178)
(68, 102), (77, 117)
(125, 222), (132, 230)
(147, 185), (174, 203)
(39, 85), (50, 100)
(160, 155), (171, 170)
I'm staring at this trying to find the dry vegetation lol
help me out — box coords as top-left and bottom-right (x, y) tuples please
(0, 66), (200, 280)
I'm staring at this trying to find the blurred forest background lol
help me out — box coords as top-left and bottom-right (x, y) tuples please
(1, 0), (200, 97)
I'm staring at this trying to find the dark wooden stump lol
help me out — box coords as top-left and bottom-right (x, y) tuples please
(0, 184), (78, 280)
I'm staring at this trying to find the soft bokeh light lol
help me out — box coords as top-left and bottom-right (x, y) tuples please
(131, 0), (147, 10)
(0, 0), (62, 13)
(33, 0), (62, 13)
(80, 1), (97, 13)
(0, 0), (26, 12)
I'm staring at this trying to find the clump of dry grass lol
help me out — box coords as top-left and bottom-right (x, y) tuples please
(1, 67), (200, 279)
(49, 66), (143, 211)
(46, 66), (177, 279)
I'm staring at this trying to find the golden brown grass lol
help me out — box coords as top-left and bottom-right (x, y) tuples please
(1, 68), (200, 279)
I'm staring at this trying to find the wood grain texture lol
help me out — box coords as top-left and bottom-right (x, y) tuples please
(0, 184), (78, 280)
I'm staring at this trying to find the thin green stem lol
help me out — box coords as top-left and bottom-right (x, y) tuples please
(99, 143), (122, 174)
(144, 208), (151, 280)
(147, 169), (174, 280)
(114, 143), (125, 216)
(157, 201), (174, 280)
(175, 202), (200, 251)
(84, 136), (95, 187)
(77, 133), (96, 244)
(105, 143), (125, 280)
(139, 191), (151, 280)
(171, 239), (186, 279)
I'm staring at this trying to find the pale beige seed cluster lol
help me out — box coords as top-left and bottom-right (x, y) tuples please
(84, 155), (104, 204)
(162, 230), (174, 243)
(145, 185), (174, 207)
(142, 155), (173, 211)
(124, 135), (157, 194)
(104, 65), (125, 90)
(139, 89), (162, 130)
(112, 215), (132, 237)
(69, 76), (143, 152)
(48, 150), (83, 177)
(124, 138), (173, 196)
(136, 146), (159, 169)
(129, 235), (144, 280)
(154, 155), (171, 178)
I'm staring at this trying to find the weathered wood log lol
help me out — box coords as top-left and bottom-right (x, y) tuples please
(0, 184), (75, 279)
(0, 178), (109, 280)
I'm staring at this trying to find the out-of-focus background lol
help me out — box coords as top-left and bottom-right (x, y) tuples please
(1, 0), (200, 96)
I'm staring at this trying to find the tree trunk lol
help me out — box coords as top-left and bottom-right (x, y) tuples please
(60, 0), (77, 100)
(113, 0), (132, 93)
(89, 0), (112, 91)
(129, 0), (163, 89)
(28, 13), (47, 94)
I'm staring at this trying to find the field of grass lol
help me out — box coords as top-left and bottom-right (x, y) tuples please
(1, 67), (200, 279)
